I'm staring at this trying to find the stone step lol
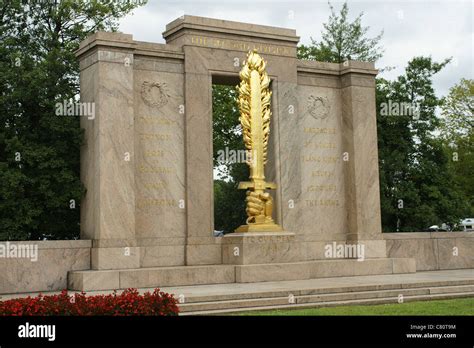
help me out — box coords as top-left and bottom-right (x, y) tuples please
(180, 290), (474, 316)
(428, 284), (474, 294)
(171, 279), (474, 304)
(68, 257), (416, 291)
(178, 284), (474, 313)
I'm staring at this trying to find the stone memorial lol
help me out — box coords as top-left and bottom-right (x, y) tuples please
(68, 15), (416, 291)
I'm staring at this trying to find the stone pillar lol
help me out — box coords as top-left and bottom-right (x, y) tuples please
(341, 61), (386, 256)
(78, 32), (138, 269)
(182, 68), (221, 265)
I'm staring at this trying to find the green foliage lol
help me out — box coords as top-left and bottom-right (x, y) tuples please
(213, 175), (247, 233)
(0, 0), (145, 240)
(297, 1), (383, 63)
(212, 85), (243, 178)
(377, 57), (470, 231)
(440, 79), (474, 217)
(441, 78), (474, 139)
(212, 85), (248, 233)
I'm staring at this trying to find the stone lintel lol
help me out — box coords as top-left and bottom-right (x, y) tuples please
(163, 15), (299, 44)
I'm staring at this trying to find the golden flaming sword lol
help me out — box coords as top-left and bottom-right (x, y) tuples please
(235, 50), (282, 233)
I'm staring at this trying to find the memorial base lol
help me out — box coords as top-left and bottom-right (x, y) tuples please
(222, 231), (300, 265)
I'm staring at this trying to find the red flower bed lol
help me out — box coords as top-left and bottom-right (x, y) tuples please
(0, 288), (179, 316)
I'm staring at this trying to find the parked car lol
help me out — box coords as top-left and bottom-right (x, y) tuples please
(460, 218), (474, 231)
(425, 225), (449, 232)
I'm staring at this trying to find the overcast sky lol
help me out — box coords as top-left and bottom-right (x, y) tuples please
(119, 0), (473, 97)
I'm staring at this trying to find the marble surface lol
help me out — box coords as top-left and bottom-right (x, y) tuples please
(297, 85), (347, 242)
(386, 233), (474, 271)
(222, 232), (301, 264)
(80, 47), (136, 244)
(341, 82), (382, 240)
(134, 67), (186, 242)
(0, 241), (90, 294)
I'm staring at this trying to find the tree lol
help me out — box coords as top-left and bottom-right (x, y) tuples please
(441, 79), (473, 139)
(377, 57), (469, 231)
(0, 0), (146, 240)
(440, 79), (474, 218)
(212, 85), (248, 233)
(297, 1), (383, 63)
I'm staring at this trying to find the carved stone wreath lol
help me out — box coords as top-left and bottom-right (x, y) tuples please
(307, 95), (330, 120)
(141, 81), (170, 109)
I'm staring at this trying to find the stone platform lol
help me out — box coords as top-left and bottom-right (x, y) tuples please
(67, 257), (415, 291)
(4, 270), (473, 316)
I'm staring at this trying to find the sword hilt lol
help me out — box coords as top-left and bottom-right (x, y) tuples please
(238, 181), (277, 190)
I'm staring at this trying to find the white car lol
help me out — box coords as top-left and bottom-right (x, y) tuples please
(460, 218), (474, 231)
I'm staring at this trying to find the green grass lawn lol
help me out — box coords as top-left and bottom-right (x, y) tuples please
(231, 298), (474, 316)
